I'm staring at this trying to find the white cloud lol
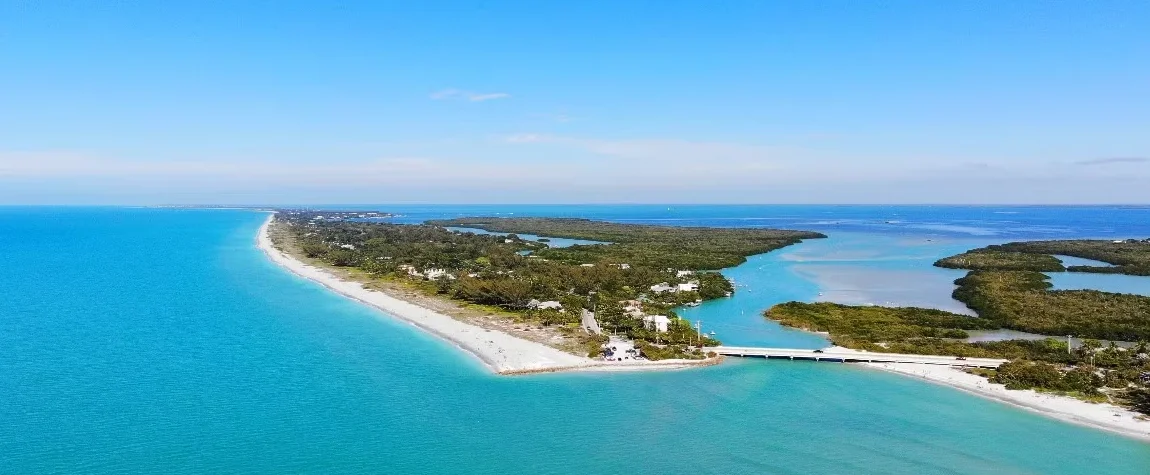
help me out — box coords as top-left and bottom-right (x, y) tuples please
(504, 133), (549, 144)
(430, 88), (510, 102)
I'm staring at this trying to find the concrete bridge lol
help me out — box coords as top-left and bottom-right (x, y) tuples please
(708, 346), (1007, 368)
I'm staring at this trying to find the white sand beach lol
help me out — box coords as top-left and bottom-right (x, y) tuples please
(259, 214), (1150, 439)
(256, 215), (712, 375)
(864, 361), (1150, 442)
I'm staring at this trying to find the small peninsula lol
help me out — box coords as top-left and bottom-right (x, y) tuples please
(765, 238), (1150, 437)
(937, 239), (1150, 276)
(425, 217), (826, 269)
(263, 211), (824, 372)
(936, 239), (1150, 341)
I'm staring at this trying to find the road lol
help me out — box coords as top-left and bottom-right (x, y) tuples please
(708, 346), (1007, 368)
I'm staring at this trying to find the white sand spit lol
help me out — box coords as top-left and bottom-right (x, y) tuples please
(256, 215), (712, 375)
(864, 362), (1150, 442)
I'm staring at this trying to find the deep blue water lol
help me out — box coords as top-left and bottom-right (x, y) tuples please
(2, 206), (1149, 474)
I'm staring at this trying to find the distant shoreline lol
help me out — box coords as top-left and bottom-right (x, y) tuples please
(255, 213), (716, 375)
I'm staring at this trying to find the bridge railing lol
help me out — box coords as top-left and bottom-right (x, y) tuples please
(707, 346), (1007, 368)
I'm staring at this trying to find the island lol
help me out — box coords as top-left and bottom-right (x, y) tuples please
(765, 239), (1150, 428)
(425, 216), (826, 270)
(936, 240), (1150, 341)
(262, 210), (824, 373)
(937, 239), (1150, 276)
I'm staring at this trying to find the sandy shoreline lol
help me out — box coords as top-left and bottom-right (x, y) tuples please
(863, 361), (1150, 442)
(257, 213), (1149, 440)
(256, 214), (714, 375)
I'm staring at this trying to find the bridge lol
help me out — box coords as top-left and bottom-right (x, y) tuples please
(708, 346), (1007, 368)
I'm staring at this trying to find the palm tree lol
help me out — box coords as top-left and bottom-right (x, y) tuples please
(1135, 340), (1149, 357)
(1128, 388), (1150, 416)
(1073, 338), (1103, 367)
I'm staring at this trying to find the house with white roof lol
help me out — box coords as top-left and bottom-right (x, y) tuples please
(528, 299), (563, 310)
(423, 268), (453, 280)
(398, 264), (421, 277)
(643, 315), (671, 333)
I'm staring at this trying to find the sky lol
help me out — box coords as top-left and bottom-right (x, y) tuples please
(1, 1), (1148, 204)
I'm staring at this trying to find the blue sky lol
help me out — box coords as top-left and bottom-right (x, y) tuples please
(1, 1), (1148, 204)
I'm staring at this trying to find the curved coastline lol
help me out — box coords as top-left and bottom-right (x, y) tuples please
(255, 214), (714, 375)
(257, 212), (1149, 441)
(863, 362), (1150, 442)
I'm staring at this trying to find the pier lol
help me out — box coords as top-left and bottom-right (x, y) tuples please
(708, 346), (1007, 368)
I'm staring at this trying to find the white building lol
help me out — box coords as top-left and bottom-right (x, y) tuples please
(649, 283), (676, 293)
(643, 315), (671, 333)
(676, 270), (694, 278)
(398, 264), (421, 277)
(620, 300), (644, 317)
(677, 281), (700, 292)
(528, 299), (563, 310)
(423, 268), (453, 280)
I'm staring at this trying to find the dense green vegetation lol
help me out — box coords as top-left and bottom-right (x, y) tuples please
(765, 302), (1150, 411)
(953, 271), (1150, 341)
(998, 239), (1150, 275)
(770, 235), (1150, 412)
(426, 217), (825, 270)
(766, 302), (995, 345)
(935, 251), (1065, 272)
(766, 302), (1072, 359)
(931, 239), (1150, 341)
(990, 361), (1102, 396)
(987, 340), (1150, 403)
(935, 239), (1150, 276)
(276, 211), (818, 358)
(1130, 387), (1150, 414)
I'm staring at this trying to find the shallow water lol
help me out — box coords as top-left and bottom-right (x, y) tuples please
(741, 232), (994, 317)
(2, 206), (1149, 474)
(964, 329), (1057, 343)
(444, 226), (605, 248)
(1048, 271), (1150, 297)
(1054, 254), (1116, 267)
(963, 330), (1136, 349)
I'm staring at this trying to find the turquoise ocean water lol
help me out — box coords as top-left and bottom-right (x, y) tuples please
(2, 206), (1149, 474)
